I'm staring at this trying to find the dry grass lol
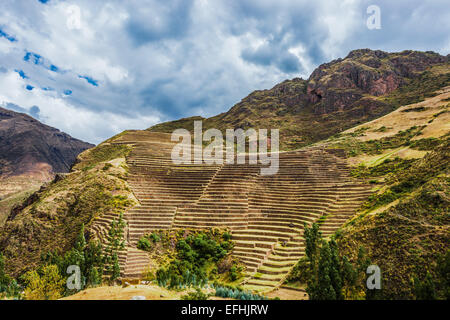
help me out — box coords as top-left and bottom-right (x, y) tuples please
(61, 284), (184, 300)
(267, 287), (308, 300)
(347, 147), (428, 167)
(344, 86), (450, 142)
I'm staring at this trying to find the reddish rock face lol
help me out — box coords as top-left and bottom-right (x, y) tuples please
(370, 74), (400, 96)
(305, 49), (448, 114)
(0, 107), (94, 178)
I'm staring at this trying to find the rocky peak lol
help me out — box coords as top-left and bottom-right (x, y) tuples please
(0, 107), (94, 178)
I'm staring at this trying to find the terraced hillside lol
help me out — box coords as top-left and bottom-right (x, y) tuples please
(94, 130), (372, 289)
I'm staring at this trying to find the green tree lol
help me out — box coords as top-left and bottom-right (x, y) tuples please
(104, 213), (126, 282)
(111, 253), (121, 282)
(340, 255), (358, 298)
(308, 241), (336, 300)
(329, 239), (344, 299)
(0, 253), (11, 293)
(414, 272), (437, 300)
(304, 223), (321, 269)
(22, 265), (65, 300)
(84, 240), (104, 287)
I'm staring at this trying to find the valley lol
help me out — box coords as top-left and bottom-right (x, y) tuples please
(0, 49), (448, 300)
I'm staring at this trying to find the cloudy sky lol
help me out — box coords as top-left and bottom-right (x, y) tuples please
(0, 0), (449, 144)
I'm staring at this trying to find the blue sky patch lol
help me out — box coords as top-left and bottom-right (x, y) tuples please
(24, 52), (43, 65)
(15, 69), (28, 79)
(79, 75), (99, 87)
(0, 28), (17, 42)
(24, 51), (60, 73)
(26, 85), (34, 91)
(64, 90), (72, 95)
(38, 0), (50, 4)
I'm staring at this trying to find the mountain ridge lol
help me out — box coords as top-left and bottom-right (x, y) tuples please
(0, 107), (94, 177)
(149, 49), (449, 150)
(0, 107), (94, 226)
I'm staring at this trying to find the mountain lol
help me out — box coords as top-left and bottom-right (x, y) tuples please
(0, 49), (448, 300)
(0, 107), (94, 226)
(0, 107), (94, 178)
(149, 49), (449, 149)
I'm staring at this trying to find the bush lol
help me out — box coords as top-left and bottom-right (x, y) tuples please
(214, 285), (268, 300)
(156, 230), (234, 289)
(181, 288), (210, 300)
(22, 265), (65, 300)
(137, 237), (152, 251)
(150, 232), (161, 243)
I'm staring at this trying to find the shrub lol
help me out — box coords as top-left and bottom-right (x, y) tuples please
(22, 265), (65, 300)
(156, 230), (234, 289)
(137, 237), (152, 251)
(214, 285), (268, 300)
(150, 232), (161, 243)
(181, 288), (210, 300)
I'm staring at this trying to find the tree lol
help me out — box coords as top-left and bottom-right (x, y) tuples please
(75, 224), (87, 251)
(329, 239), (344, 300)
(111, 253), (121, 282)
(104, 213), (126, 282)
(304, 223), (321, 269)
(84, 240), (104, 287)
(87, 267), (102, 287)
(414, 272), (437, 300)
(340, 255), (358, 298)
(0, 253), (11, 293)
(308, 241), (337, 300)
(22, 265), (65, 300)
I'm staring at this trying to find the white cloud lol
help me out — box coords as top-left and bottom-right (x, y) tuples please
(0, 0), (448, 144)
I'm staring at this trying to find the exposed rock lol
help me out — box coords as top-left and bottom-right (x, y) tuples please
(0, 107), (94, 178)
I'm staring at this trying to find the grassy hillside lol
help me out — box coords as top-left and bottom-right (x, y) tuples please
(0, 177), (43, 227)
(336, 139), (449, 299)
(283, 88), (449, 299)
(312, 90), (450, 299)
(0, 142), (136, 277)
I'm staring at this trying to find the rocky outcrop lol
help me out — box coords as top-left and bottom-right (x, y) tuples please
(306, 49), (448, 114)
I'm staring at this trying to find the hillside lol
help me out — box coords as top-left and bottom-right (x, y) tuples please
(337, 139), (449, 299)
(0, 49), (448, 300)
(325, 89), (450, 299)
(0, 142), (136, 276)
(283, 87), (449, 299)
(0, 107), (93, 177)
(149, 49), (449, 150)
(0, 108), (93, 226)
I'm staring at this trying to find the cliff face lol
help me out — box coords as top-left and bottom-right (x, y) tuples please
(0, 107), (94, 178)
(306, 49), (448, 114)
(149, 49), (450, 150)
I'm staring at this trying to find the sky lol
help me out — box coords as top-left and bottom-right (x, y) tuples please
(0, 0), (449, 144)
